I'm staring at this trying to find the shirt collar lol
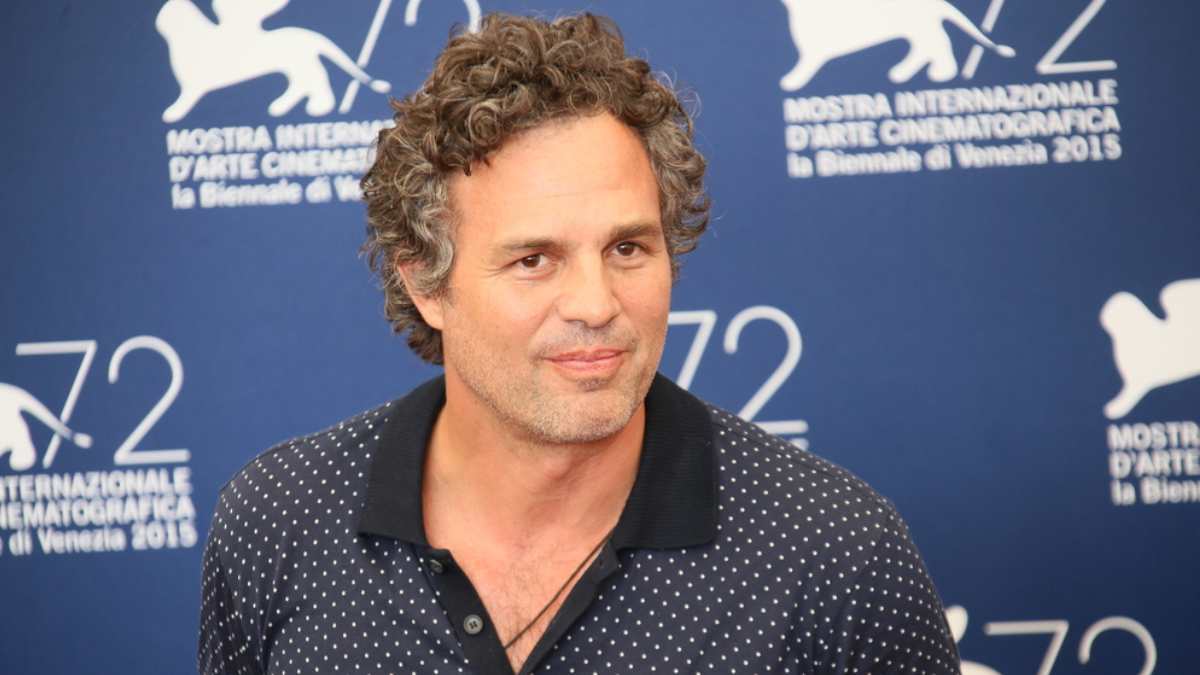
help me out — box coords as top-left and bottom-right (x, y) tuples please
(356, 372), (717, 550)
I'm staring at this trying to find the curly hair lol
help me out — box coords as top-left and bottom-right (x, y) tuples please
(361, 12), (710, 364)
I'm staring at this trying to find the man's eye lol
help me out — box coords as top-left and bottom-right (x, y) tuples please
(517, 254), (545, 269)
(614, 242), (642, 257)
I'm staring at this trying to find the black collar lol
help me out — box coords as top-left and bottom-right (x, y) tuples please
(357, 372), (717, 550)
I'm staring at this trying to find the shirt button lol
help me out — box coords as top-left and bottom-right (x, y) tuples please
(463, 614), (484, 635)
(427, 559), (445, 574)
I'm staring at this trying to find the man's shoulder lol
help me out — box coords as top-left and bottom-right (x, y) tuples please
(697, 399), (926, 568)
(210, 397), (402, 538)
(702, 402), (896, 515)
(686, 399), (961, 672)
(224, 398), (396, 486)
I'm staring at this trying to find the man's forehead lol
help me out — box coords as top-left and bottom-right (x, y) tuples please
(445, 113), (661, 247)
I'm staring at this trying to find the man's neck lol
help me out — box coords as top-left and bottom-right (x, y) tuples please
(421, 377), (644, 551)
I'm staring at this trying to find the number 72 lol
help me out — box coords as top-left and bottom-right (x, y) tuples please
(15, 336), (188, 469)
(668, 306), (808, 447)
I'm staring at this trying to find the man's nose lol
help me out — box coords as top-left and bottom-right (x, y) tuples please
(555, 257), (621, 328)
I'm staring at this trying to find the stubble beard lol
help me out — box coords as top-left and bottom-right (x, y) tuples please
(446, 328), (661, 446)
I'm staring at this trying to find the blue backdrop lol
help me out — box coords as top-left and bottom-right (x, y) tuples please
(3, 1), (1197, 673)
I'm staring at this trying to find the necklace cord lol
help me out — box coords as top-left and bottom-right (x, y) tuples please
(502, 525), (617, 650)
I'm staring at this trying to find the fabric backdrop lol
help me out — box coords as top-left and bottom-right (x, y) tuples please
(2, 1), (1196, 673)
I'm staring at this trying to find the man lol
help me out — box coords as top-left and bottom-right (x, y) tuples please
(199, 12), (961, 675)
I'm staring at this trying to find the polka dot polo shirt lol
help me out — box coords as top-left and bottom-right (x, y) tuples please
(199, 374), (961, 674)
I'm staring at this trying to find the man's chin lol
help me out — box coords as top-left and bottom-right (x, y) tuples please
(529, 389), (640, 444)
(536, 415), (631, 445)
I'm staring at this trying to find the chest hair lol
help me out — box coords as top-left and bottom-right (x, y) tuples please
(462, 545), (602, 673)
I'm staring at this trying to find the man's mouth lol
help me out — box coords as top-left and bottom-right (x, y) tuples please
(546, 348), (626, 375)
(549, 348), (624, 362)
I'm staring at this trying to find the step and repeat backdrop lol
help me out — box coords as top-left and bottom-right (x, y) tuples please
(3, 1), (1197, 673)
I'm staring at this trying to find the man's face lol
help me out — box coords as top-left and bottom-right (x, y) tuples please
(416, 112), (671, 445)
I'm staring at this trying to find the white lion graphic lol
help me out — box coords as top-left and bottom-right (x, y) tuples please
(1101, 278), (1200, 420)
(156, 0), (391, 123)
(779, 0), (1015, 91)
(0, 382), (92, 472)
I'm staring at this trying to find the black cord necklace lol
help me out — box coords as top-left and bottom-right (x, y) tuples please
(502, 524), (617, 650)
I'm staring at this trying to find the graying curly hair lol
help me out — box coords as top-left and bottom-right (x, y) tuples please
(361, 12), (710, 364)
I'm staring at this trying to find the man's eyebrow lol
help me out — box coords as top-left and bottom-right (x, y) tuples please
(494, 222), (663, 256)
(609, 222), (663, 243)
(495, 236), (563, 257)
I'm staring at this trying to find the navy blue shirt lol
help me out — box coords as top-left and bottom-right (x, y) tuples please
(199, 374), (961, 674)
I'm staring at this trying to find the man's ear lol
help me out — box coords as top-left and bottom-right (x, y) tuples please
(396, 261), (446, 330)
